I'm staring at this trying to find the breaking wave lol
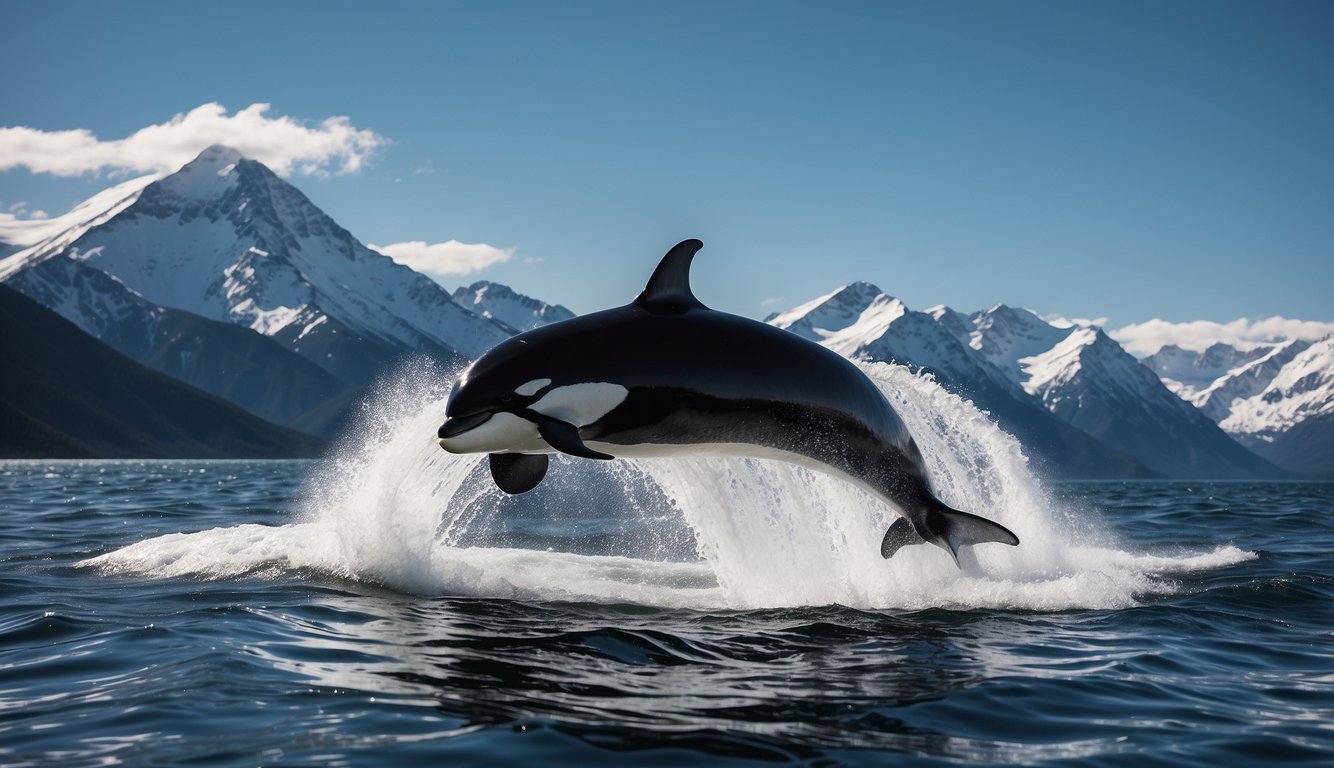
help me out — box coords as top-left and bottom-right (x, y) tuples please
(88, 360), (1254, 610)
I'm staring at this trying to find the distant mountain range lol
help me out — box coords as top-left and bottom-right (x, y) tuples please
(767, 287), (1280, 479)
(766, 284), (1155, 479)
(1144, 339), (1333, 478)
(2, 147), (1327, 476)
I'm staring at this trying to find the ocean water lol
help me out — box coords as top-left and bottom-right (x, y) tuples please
(2, 363), (1331, 766)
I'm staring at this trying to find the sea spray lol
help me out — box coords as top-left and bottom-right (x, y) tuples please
(298, 360), (472, 592)
(87, 359), (1255, 609)
(633, 363), (1138, 609)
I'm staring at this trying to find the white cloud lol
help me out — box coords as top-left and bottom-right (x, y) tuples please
(0, 103), (387, 178)
(3, 201), (47, 220)
(1111, 317), (1334, 357)
(371, 240), (514, 277)
(760, 297), (783, 308)
(1042, 313), (1109, 330)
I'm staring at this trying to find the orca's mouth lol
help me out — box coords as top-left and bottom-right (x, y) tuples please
(435, 407), (613, 461)
(437, 411), (494, 439)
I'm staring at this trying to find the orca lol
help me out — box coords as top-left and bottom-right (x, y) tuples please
(437, 239), (1019, 565)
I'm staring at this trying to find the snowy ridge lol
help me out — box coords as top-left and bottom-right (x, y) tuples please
(769, 283), (1023, 397)
(966, 305), (1076, 386)
(0, 174), (160, 271)
(766, 282), (885, 341)
(2, 148), (1314, 477)
(922, 304), (974, 344)
(770, 290), (1284, 478)
(451, 280), (575, 332)
(5, 253), (166, 352)
(1142, 339), (1322, 435)
(1020, 327), (1098, 404)
(1024, 327), (1198, 421)
(1218, 338), (1334, 442)
(1144, 342), (1272, 397)
(1188, 341), (1312, 421)
(1, 146), (513, 379)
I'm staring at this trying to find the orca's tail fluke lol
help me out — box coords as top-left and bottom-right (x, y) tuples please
(880, 498), (1019, 567)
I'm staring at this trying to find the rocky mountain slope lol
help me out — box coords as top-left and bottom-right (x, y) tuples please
(768, 285), (1157, 479)
(1142, 338), (1333, 477)
(0, 146), (525, 435)
(452, 280), (575, 332)
(0, 284), (323, 458)
(0, 146), (511, 389)
(771, 289), (1284, 479)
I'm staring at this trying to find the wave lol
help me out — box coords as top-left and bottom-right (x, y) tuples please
(86, 360), (1255, 610)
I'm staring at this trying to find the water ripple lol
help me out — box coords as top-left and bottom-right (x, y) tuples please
(2, 456), (1332, 765)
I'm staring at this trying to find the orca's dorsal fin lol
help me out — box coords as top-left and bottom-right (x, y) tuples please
(633, 239), (706, 313)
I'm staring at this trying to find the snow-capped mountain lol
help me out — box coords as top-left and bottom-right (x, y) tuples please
(0, 174), (160, 259)
(2, 148), (1316, 472)
(1139, 338), (1333, 477)
(1217, 338), (1333, 440)
(771, 284), (1038, 403)
(769, 284), (1158, 479)
(963, 305), (1280, 478)
(1144, 342), (1275, 399)
(451, 280), (575, 332)
(772, 289), (1284, 479)
(961, 304), (1077, 386)
(1144, 340), (1315, 424)
(0, 146), (512, 388)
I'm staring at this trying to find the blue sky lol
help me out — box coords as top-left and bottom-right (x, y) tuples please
(2, 0), (1331, 333)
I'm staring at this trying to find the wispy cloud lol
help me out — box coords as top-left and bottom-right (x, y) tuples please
(2, 201), (47, 220)
(760, 297), (784, 308)
(0, 103), (387, 178)
(1042, 313), (1109, 329)
(371, 240), (514, 278)
(1111, 317), (1334, 356)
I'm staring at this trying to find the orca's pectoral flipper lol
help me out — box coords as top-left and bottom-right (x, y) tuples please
(522, 409), (615, 460)
(489, 453), (549, 494)
(882, 500), (1020, 567)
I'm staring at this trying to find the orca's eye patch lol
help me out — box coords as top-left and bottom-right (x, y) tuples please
(514, 378), (553, 397)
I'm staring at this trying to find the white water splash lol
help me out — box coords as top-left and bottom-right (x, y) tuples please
(87, 361), (1254, 610)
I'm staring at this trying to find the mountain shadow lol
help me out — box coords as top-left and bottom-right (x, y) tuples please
(0, 284), (325, 459)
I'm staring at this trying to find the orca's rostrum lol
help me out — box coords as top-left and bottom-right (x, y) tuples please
(437, 239), (1019, 565)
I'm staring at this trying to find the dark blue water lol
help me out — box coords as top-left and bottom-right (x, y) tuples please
(3, 369), (1332, 766)
(4, 462), (1332, 766)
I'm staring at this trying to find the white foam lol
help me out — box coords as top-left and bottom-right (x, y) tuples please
(85, 361), (1255, 610)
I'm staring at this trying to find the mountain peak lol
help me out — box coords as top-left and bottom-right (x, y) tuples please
(766, 280), (900, 340)
(148, 145), (257, 204)
(964, 303), (1078, 390)
(3, 141), (516, 378)
(458, 280), (515, 301)
(451, 280), (575, 332)
(976, 303), (1048, 328)
(191, 144), (246, 167)
(836, 281), (888, 303)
